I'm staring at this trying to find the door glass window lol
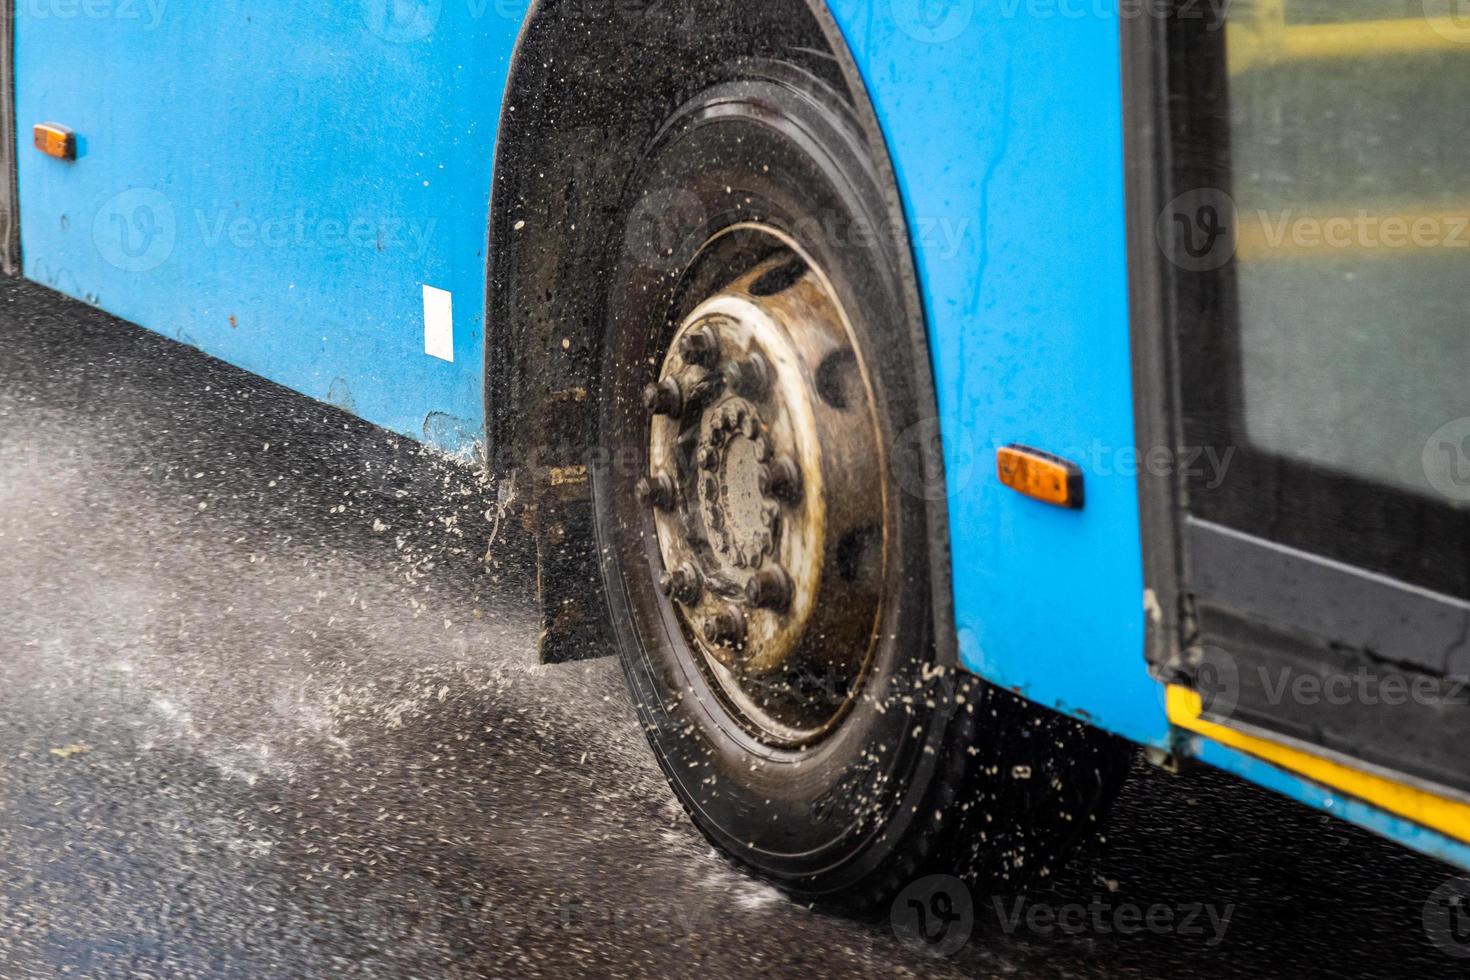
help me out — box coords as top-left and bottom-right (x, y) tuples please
(1225, 0), (1470, 500)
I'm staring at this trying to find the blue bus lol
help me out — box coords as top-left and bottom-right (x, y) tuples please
(8, 0), (1470, 910)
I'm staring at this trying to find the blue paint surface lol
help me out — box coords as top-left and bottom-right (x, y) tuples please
(825, 1), (1169, 747)
(15, 1), (527, 456)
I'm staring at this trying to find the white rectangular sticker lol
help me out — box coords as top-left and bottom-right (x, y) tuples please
(423, 285), (454, 362)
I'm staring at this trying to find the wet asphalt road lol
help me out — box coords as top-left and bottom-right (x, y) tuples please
(0, 277), (1465, 979)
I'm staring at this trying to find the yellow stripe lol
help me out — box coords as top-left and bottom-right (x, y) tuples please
(1166, 685), (1470, 842)
(1229, 18), (1470, 75)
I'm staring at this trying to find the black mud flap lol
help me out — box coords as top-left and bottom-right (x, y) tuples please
(523, 386), (615, 664)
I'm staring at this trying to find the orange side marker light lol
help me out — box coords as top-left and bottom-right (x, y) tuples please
(997, 445), (1084, 510)
(33, 123), (76, 161)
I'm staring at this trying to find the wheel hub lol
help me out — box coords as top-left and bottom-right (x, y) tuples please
(697, 397), (779, 571)
(639, 239), (888, 743)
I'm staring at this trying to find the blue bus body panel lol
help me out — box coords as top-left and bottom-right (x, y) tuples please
(17, 2), (1167, 749)
(825, 2), (1170, 747)
(15, 2), (518, 456)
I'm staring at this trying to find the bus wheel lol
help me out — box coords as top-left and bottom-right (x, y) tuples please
(593, 61), (1131, 908)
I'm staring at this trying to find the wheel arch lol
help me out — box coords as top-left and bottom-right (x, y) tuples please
(483, 0), (953, 664)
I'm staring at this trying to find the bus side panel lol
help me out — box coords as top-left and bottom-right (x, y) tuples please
(14, 3), (522, 457)
(827, 4), (1171, 747)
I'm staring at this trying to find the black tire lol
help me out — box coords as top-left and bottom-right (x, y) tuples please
(593, 59), (1131, 909)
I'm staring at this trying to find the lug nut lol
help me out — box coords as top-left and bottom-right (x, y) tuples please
(703, 605), (747, 648)
(659, 562), (704, 604)
(678, 324), (721, 368)
(724, 351), (771, 400)
(683, 371), (725, 414)
(758, 455), (802, 505)
(635, 473), (677, 511)
(642, 377), (683, 417)
(745, 566), (793, 612)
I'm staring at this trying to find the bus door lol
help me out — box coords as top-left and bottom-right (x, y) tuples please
(1144, 0), (1470, 797)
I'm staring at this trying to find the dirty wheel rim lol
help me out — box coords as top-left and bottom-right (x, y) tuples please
(637, 224), (888, 747)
